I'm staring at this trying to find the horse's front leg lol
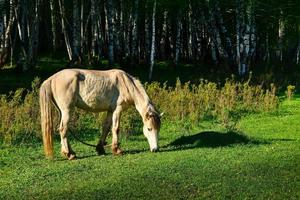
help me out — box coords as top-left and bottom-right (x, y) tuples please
(59, 110), (76, 160)
(96, 111), (112, 155)
(111, 106), (123, 155)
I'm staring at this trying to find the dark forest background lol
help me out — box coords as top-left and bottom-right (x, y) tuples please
(0, 0), (300, 81)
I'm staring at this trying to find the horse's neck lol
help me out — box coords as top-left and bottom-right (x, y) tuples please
(131, 87), (151, 118)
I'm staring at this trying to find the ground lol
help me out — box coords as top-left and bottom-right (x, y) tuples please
(0, 96), (299, 199)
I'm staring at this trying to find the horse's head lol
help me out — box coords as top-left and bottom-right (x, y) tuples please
(143, 110), (161, 152)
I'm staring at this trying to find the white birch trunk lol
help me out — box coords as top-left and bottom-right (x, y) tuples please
(236, 0), (243, 75)
(149, 0), (156, 81)
(175, 11), (182, 66)
(145, 1), (150, 62)
(114, 2), (121, 61)
(49, 0), (57, 52)
(0, 0), (15, 67)
(58, 0), (72, 60)
(277, 9), (285, 61)
(187, 0), (193, 60)
(80, 0), (84, 53)
(91, 0), (97, 57)
(160, 10), (168, 60)
(131, 0), (138, 65)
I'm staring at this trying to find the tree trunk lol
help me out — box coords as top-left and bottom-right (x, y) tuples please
(106, 0), (114, 66)
(277, 9), (285, 61)
(80, 0), (84, 54)
(187, 0), (193, 61)
(90, 0), (97, 57)
(174, 11), (182, 66)
(160, 10), (168, 60)
(58, 0), (72, 60)
(144, 1), (150, 63)
(72, 0), (81, 64)
(0, 0), (15, 68)
(16, 0), (28, 71)
(28, 0), (41, 67)
(236, 0), (243, 75)
(131, 0), (139, 66)
(148, 0), (156, 81)
(49, 0), (57, 52)
(114, 1), (121, 62)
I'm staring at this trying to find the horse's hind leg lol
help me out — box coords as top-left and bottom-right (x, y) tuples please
(96, 111), (112, 155)
(59, 109), (76, 160)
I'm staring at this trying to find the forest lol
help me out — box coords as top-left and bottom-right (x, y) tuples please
(0, 0), (300, 79)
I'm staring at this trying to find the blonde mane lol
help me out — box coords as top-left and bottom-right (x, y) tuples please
(119, 72), (161, 129)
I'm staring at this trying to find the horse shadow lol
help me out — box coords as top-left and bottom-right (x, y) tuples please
(161, 131), (266, 152)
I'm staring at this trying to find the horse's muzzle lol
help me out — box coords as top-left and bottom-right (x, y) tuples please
(150, 147), (159, 152)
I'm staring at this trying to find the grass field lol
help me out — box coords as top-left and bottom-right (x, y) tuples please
(0, 96), (300, 199)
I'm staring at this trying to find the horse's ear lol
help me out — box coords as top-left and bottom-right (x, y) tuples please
(146, 111), (156, 119)
(145, 111), (151, 120)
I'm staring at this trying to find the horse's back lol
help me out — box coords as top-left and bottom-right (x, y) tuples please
(46, 69), (132, 112)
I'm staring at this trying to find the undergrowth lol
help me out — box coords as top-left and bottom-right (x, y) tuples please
(0, 75), (279, 145)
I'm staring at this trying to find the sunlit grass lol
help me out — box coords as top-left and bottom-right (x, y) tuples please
(0, 98), (299, 199)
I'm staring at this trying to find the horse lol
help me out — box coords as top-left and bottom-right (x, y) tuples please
(39, 69), (161, 160)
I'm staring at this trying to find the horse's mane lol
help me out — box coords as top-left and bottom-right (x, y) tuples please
(119, 72), (161, 129)
(119, 72), (150, 104)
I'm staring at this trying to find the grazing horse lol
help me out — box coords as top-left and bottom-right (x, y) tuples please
(39, 69), (161, 160)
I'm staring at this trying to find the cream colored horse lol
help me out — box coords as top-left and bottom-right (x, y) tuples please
(40, 69), (161, 160)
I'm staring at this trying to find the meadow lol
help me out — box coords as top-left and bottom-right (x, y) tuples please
(0, 63), (299, 199)
(0, 96), (299, 199)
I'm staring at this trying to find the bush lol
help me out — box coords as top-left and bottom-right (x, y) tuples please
(0, 78), (41, 145)
(286, 85), (296, 100)
(145, 76), (278, 131)
(0, 76), (279, 145)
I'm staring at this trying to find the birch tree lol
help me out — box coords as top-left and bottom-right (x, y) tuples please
(149, 0), (156, 81)
(58, 0), (72, 60)
(0, 0), (15, 68)
(131, 0), (139, 66)
(49, 0), (57, 52)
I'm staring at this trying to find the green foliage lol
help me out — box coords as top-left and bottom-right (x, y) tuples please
(145, 76), (278, 132)
(0, 77), (41, 145)
(0, 76), (279, 145)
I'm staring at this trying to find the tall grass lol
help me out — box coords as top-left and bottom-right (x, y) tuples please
(0, 76), (279, 145)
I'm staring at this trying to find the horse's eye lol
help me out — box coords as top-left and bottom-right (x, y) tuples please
(147, 128), (152, 131)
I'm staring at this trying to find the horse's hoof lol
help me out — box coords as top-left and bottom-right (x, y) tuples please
(112, 148), (123, 156)
(96, 145), (106, 156)
(68, 154), (76, 160)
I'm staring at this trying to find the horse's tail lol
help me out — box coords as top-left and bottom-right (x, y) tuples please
(39, 80), (54, 159)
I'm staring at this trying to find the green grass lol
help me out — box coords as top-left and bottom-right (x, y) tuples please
(1, 98), (299, 200)
(0, 93), (300, 199)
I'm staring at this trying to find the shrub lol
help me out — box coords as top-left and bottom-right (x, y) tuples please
(0, 78), (41, 145)
(286, 85), (296, 100)
(0, 76), (279, 145)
